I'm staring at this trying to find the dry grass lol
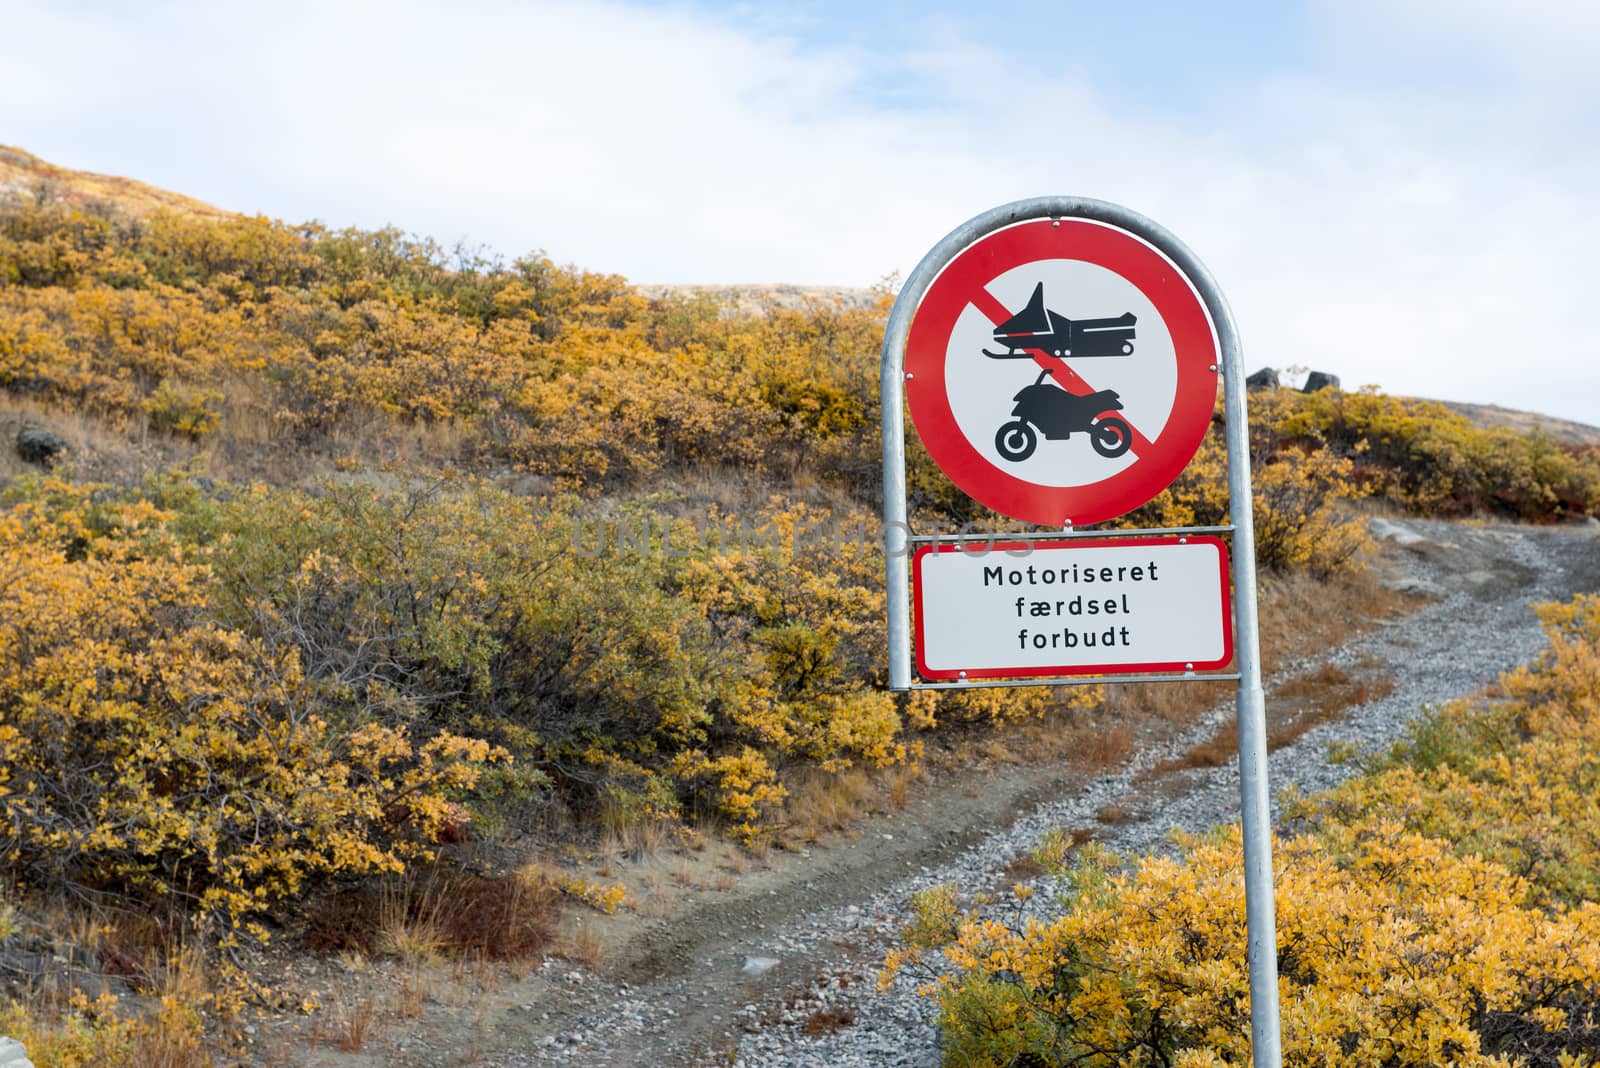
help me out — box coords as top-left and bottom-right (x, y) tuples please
(376, 878), (445, 965)
(1097, 801), (1137, 824)
(1259, 568), (1415, 669)
(0, 898), (214, 1068)
(1002, 853), (1046, 883)
(1, 394), (176, 488)
(1098, 566), (1410, 742)
(449, 951), (498, 993)
(316, 997), (377, 1053)
(1103, 677), (1235, 729)
(1068, 724), (1137, 772)
(1268, 657), (1396, 750)
(562, 922), (606, 971)
(0, 381), (493, 493)
(886, 762), (922, 810)
(799, 1003), (857, 1037)
(1148, 730), (1239, 777)
(1143, 655), (1398, 780)
(145, 940), (209, 1004)
(781, 766), (874, 846)
(122, 1019), (208, 1068)
(1095, 562), (1412, 783)
(303, 863), (559, 962)
(599, 791), (673, 861)
(770, 754), (929, 850)
(669, 859), (703, 889)
(394, 969), (432, 1021)
(635, 887), (678, 918)
(929, 706), (1141, 784)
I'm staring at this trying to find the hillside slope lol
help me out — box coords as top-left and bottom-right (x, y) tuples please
(1439, 399), (1600, 447)
(0, 144), (232, 219)
(4, 145), (1600, 1067)
(3, 144), (1595, 444)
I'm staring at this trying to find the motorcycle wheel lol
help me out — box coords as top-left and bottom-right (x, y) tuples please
(994, 420), (1037, 462)
(1091, 416), (1133, 458)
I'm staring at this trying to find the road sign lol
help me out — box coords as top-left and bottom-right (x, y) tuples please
(883, 198), (1282, 1068)
(904, 218), (1220, 526)
(914, 535), (1232, 680)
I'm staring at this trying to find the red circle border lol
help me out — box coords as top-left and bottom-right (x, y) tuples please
(905, 218), (1219, 526)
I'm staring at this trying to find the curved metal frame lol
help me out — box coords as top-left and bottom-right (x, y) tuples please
(879, 196), (1282, 1067)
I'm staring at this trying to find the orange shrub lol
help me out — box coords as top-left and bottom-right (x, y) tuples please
(0, 480), (505, 941)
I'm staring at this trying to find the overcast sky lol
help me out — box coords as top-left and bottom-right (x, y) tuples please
(2, 1), (1597, 424)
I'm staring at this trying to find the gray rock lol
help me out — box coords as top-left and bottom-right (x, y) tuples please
(1369, 517), (1430, 549)
(1245, 367), (1279, 390)
(0, 1036), (34, 1068)
(15, 429), (66, 467)
(1302, 370), (1341, 393)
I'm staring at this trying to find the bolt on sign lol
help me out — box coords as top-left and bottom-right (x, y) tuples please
(879, 198), (1284, 1068)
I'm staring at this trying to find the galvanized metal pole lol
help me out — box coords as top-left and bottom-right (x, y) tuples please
(882, 204), (1032, 691)
(1210, 272), (1286, 1068)
(1095, 205), (1283, 1068)
(881, 276), (913, 691)
(881, 197), (1282, 1065)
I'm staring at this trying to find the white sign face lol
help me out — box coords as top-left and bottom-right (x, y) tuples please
(913, 536), (1233, 680)
(902, 217), (1221, 527)
(943, 260), (1177, 489)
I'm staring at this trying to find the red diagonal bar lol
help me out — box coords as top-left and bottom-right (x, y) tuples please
(969, 288), (1017, 329)
(972, 290), (1157, 455)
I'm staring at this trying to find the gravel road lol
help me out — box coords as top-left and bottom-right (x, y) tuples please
(475, 517), (1600, 1068)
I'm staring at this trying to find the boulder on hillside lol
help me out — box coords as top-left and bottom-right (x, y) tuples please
(0, 1036), (34, 1068)
(1302, 371), (1341, 393)
(15, 429), (66, 467)
(1245, 367), (1279, 390)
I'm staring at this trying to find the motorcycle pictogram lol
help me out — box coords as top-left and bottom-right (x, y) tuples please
(984, 283), (1136, 462)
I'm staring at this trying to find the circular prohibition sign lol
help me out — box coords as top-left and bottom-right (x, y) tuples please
(904, 218), (1219, 527)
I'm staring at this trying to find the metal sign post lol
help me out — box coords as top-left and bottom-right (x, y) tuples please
(880, 197), (1283, 1067)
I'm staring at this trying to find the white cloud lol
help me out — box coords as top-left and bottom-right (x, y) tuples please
(1323, 0), (1600, 80)
(0, 0), (1596, 423)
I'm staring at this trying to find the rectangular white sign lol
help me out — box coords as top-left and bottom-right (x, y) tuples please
(912, 535), (1233, 680)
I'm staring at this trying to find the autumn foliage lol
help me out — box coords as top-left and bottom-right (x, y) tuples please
(4, 200), (1594, 518)
(0, 480), (503, 940)
(3, 192), (1599, 1066)
(1, 198), (1595, 890)
(888, 596), (1600, 1066)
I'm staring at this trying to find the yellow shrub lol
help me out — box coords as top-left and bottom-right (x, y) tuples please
(672, 748), (787, 844)
(905, 824), (1600, 1067)
(0, 481), (506, 940)
(1126, 420), (1369, 576)
(904, 593), (1600, 1065)
(0, 994), (140, 1068)
(558, 877), (628, 914)
(143, 381), (223, 439)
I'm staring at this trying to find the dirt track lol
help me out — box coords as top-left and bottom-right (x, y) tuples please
(300, 517), (1600, 1068)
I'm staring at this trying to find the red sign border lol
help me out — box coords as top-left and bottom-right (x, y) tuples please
(905, 219), (1219, 526)
(911, 534), (1234, 681)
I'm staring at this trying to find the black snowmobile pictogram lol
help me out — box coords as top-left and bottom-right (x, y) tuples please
(984, 283), (1137, 462)
(983, 282), (1137, 359)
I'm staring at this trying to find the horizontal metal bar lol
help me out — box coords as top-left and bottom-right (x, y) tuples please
(900, 671), (1242, 691)
(909, 524), (1235, 544)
